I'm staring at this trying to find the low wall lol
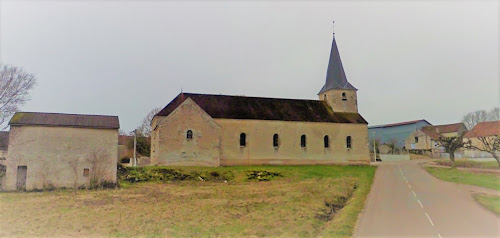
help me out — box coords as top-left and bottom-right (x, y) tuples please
(379, 154), (410, 161)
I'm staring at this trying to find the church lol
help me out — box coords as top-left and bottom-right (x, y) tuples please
(150, 32), (369, 166)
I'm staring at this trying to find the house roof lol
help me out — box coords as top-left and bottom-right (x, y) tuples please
(9, 112), (120, 129)
(464, 121), (500, 138)
(156, 93), (368, 124)
(318, 33), (357, 94)
(420, 126), (442, 140)
(434, 123), (467, 134)
(0, 131), (8, 150)
(368, 119), (431, 129)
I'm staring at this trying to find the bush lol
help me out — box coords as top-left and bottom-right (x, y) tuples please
(118, 167), (234, 183)
(246, 170), (283, 181)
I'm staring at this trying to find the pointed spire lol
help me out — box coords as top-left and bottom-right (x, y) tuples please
(318, 27), (357, 94)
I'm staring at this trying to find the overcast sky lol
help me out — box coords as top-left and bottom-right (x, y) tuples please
(0, 0), (498, 131)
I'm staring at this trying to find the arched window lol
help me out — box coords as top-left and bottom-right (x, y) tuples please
(346, 136), (352, 149)
(273, 134), (279, 147)
(323, 94), (327, 101)
(186, 130), (193, 139)
(301, 135), (307, 148)
(324, 135), (330, 148)
(342, 92), (347, 101)
(240, 133), (246, 147)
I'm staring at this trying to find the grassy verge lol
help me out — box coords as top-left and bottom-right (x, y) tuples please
(433, 159), (499, 170)
(0, 165), (375, 237)
(425, 167), (500, 191)
(474, 194), (500, 216)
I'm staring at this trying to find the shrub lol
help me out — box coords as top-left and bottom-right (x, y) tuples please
(246, 170), (283, 181)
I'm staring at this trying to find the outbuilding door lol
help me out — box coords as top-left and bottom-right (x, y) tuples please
(16, 166), (27, 190)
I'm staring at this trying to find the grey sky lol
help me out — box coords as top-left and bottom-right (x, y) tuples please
(0, 0), (498, 132)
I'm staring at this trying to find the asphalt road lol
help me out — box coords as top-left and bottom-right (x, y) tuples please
(355, 160), (500, 237)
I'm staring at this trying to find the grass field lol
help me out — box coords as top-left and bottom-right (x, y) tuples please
(0, 165), (375, 237)
(433, 159), (499, 170)
(474, 194), (500, 216)
(425, 167), (500, 191)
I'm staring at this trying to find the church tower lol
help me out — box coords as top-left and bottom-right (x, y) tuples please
(318, 31), (358, 113)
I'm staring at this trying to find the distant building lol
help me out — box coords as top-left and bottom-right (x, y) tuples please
(3, 112), (119, 191)
(151, 32), (370, 166)
(368, 120), (431, 149)
(464, 120), (500, 158)
(405, 123), (467, 157)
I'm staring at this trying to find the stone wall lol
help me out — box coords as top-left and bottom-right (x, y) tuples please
(318, 89), (358, 113)
(151, 98), (221, 166)
(4, 126), (118, 191)
(151, 99), (370, 166)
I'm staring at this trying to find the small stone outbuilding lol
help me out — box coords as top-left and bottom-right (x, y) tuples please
(3, 112), (119, 191)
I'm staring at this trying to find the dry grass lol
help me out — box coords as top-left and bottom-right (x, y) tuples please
(0, 165), (375, 237)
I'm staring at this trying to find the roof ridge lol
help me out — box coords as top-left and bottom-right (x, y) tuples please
(16, 111), (118, 118)
(180, 92), (321, 102)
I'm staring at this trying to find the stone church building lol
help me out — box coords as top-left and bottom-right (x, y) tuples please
(151, 33), (369, 166)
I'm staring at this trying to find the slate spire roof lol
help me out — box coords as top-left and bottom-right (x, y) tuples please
(318, 33), (357, 94)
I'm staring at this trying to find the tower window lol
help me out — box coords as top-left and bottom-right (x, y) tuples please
(342, 92), (347, 101)
(323, 94), (327, 101)
(415, 137), (419, 143)
(186, 130), (193, 139)
(273, 134), (279, 147)
(346, 136), (352, 149)
(324, 135), (330, 148)
(301, 135), (307, 148)
(240, 133), (246, 147)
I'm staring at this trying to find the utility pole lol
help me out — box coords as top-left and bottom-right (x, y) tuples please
(133, 130), (137, 167)
(373, 131), (377, 162)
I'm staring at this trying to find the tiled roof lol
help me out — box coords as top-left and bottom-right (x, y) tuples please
(420, 126), (442, 140)
(9, 112), (120, 129)
(464, 121), (500, 138)
(156, 93), (368, 124)
(434, 123), (467, 134)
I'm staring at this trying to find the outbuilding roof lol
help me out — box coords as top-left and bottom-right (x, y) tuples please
(9, 112), (120, 129)
(464, 121), (500, 138)
(368, 119), (431, 129)
(434, 123), (467, 134)
(156, 93), (368, 124)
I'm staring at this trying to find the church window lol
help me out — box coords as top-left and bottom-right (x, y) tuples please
(415, 137), (419, 143)
(324, 94), (327, 101)
(186, 130), (193, 139)
(342, 92), (347, 101)
(240, 133), (246, 147)
(83, 168), (89, 177)
(301, 135), (307, 148)
(346, 136), (352, 149)
(324, 135), (330, 148)
(273, 134), (279, 147)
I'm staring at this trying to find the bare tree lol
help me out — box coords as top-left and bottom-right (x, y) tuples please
(435, 134), (465, 167)
(0, 65), (37, 128)
(488, 107), (500, 121)
(462, 107), (499, 130)
(369, 137), (381, 153)
(86, 149), (112, 188)
(135, 107), (161, 137)
(466, 136), (500, 167)
(385, 138), (399, 154)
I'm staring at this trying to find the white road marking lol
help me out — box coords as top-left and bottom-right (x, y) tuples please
(412, 190), (417, 198)
(417, 200), (424, 208)
(437, 233), (442, 238)
(425, 212), (435, 226)
(408, 184), (412, 189)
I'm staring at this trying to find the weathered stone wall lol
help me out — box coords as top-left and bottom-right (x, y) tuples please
(318, 89), (358, 113)
(151, 99), (221, 166)
(405, 130), (434, 150)
(216, 119), (369, 165)
(4, 126), (118, 191)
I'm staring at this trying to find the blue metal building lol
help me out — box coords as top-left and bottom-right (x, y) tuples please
(368, 120), (432, 148)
